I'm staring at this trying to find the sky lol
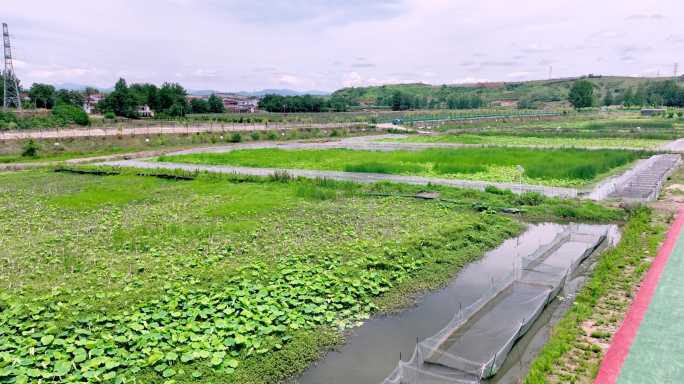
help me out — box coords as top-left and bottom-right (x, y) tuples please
(4, 0), (683, 92)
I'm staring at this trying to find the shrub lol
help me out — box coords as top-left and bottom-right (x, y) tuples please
(269, 170), (293, 182)
(250, 131), (260, 141)
(554, 204), (578, 218)
(21, 139), (39, 158)
(267, 131), (278, 140)
(229, 133), (242, 143)
(52, 104), (90, 126)
(104, 111), (116, 120)
(484, 185), (513, 196)
(515, 192), (544, 206)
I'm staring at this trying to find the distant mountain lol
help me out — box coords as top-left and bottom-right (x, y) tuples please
(190, 89), (330, 97)
(236, 89), (330, 97)
(49, 83), (329, 97)
(53, 83), (95, 91)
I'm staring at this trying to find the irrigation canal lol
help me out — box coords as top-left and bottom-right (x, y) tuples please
(296, 223), (619, 384)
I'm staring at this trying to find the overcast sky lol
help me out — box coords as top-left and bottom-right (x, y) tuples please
(4, 0), (683, 92)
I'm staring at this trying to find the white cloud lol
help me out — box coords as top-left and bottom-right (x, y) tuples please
(506, 71), (534, 78)
(451, 77), (491, 84)
(276, 74), (301, 86)
(3, 0), (683, 91)
(342, 72), (364, 87)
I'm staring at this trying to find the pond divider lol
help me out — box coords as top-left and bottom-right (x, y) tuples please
(382, 227), (608, 384)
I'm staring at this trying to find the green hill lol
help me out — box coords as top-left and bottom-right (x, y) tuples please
(332, 75), (682, 109)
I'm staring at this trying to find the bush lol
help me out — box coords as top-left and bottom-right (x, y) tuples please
(104, 111), (116, 120)
(229, 133), (242, 143)
(515, 192), (544, 206)
(269, 170), (293, 182)
(484, 185), (513, 196)
(52, 104), (90, 126)
(21, 139), (39, 158)
(250, 131), (260, 141)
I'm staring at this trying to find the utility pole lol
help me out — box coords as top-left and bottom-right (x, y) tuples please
(3, 22), (22, 110)
(674, 63), (679, 82)
(548, 66), (553, 80)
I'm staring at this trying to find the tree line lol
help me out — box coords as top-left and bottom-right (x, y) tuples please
(569, 79), (684, 109)
(383, 90), (485, 111)
(22, 78), (227, 119)
(97, 78), (224, 118)
(257, 94), (350, 113)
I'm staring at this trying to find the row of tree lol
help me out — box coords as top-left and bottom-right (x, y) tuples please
(98, 79), (193, 118)
(257, 94), (349, 113)
(386, 91), (485, 111)
(189, 95), (225, 114)
(569, 79), (684, 109)
(26, 84), (94, 109)
(22, 79), (227, 118)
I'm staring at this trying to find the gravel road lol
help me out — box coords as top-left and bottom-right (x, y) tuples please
(0, 122), (369, 141)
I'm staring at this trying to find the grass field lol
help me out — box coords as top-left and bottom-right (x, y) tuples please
(435, 116), (684, 138)
(383, 134), (668, 150)
(159, 147), (649, 187)
(0, 168), (621, 384)
(0, 127), (361, 164)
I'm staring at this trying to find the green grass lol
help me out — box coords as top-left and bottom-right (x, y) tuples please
(0, 127), (366, 164)
(524, 208), (666, 383)
(582, 119), (674, 130)
(159, 147), (649, 187)
(386, 134), (667, 150)
(0, 167), (622, 384)
(435, 115), (684, 137)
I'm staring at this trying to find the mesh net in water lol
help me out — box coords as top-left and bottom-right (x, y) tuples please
(382, 227), (608, 384)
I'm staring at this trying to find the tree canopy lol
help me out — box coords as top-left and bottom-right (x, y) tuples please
(190, 98), (210, 114)
(568, 80), (595, 109)
(97, 78), (139, 118)
(29, 84), (57, 109)
(207, 94), (225, 113)
(98, 79), (190, 118)
(56, 89), (85, 107)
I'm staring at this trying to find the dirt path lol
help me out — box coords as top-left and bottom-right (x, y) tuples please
(0, 122), (369, 141)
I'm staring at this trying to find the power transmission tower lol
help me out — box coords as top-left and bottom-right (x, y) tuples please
(675, 63), (679, 82)
(3, 22), (22, 110)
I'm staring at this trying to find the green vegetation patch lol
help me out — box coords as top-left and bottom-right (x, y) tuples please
(386, 134), (666, 150)
(0, 168), (622, 383)
(160, 147), (648, 187)
(0, 170), (521, 383)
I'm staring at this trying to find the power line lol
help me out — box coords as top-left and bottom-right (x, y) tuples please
(2, 22), (22, 110)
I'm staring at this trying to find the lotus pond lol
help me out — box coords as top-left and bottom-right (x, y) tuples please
(0, 169), (621, 383)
